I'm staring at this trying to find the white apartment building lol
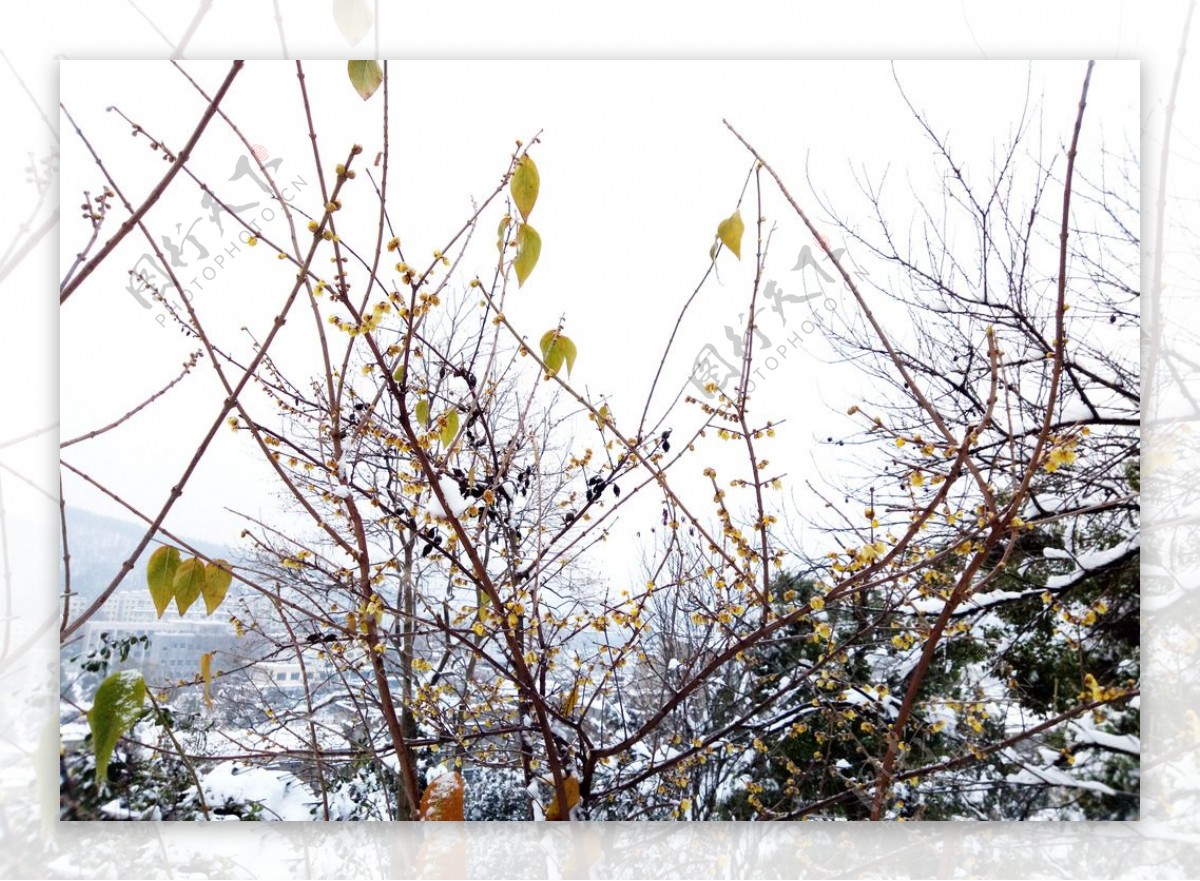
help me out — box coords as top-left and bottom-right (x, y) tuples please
(74, 589), (241, 683)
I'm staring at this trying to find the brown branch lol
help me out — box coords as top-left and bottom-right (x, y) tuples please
(867, 60), (1095, 820)
(722, 119), (997, 511)
(59, 475), (72, 636)
(869, 328), (1004, 820)
(61, 352), (201, 448)
(59, 60), (243, 304)
(60, 155), (353, 643)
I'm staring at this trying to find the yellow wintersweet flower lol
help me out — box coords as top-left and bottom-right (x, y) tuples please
(1045, 446), (1078, 472)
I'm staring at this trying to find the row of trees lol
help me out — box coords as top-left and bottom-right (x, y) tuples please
(59, 59), (1138, 820)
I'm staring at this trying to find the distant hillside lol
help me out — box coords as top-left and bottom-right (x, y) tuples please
(60, 506), (236, 608)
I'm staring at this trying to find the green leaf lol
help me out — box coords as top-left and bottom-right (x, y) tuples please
(717, 210), (744, 260)
(514, 223), (541, 287)
(203, 559), (233, 616)
(88, 671), (146, 788)
(348, 60), (383, 101)
(392, 363), (405, 383)
(416, 398), (431, 428)
(497, 215), (511, 253)
(539, 330), (577, 378)
(510, 155), (540, 221)
(146, 545), (180, 619)
(173, 557), (206, 616)
(439, 410), (460, 447)
(333, 0), (374, 45)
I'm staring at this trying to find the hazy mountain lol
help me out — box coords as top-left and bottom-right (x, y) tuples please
(60, 506), (236, 608)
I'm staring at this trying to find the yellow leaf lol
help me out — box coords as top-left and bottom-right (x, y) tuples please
(439, 410), (459, 447)
(202, 559), (233, 616)
(419, 771), (465, 821)
(347, 60), (383, 101)
(146, 545), (180, 619)
(172, 558), (206, 616)
(476, 586), (492, 622)
(199, 652), (214, 708)
(510, 154), (540, 221)
(716, 210), (744, 260)
(561, 681), (580, 717)
(539, 330), (577, 378)
(416, 398), (431, 428)
(514, 223), (541, 287)
(545, 775), (580, 821)
(497, 215), (511, 253)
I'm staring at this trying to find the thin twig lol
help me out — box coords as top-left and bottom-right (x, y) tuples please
(59, 60), (243, 304)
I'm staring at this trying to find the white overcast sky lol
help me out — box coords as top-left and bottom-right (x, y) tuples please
(59, 59), (1138, 581)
